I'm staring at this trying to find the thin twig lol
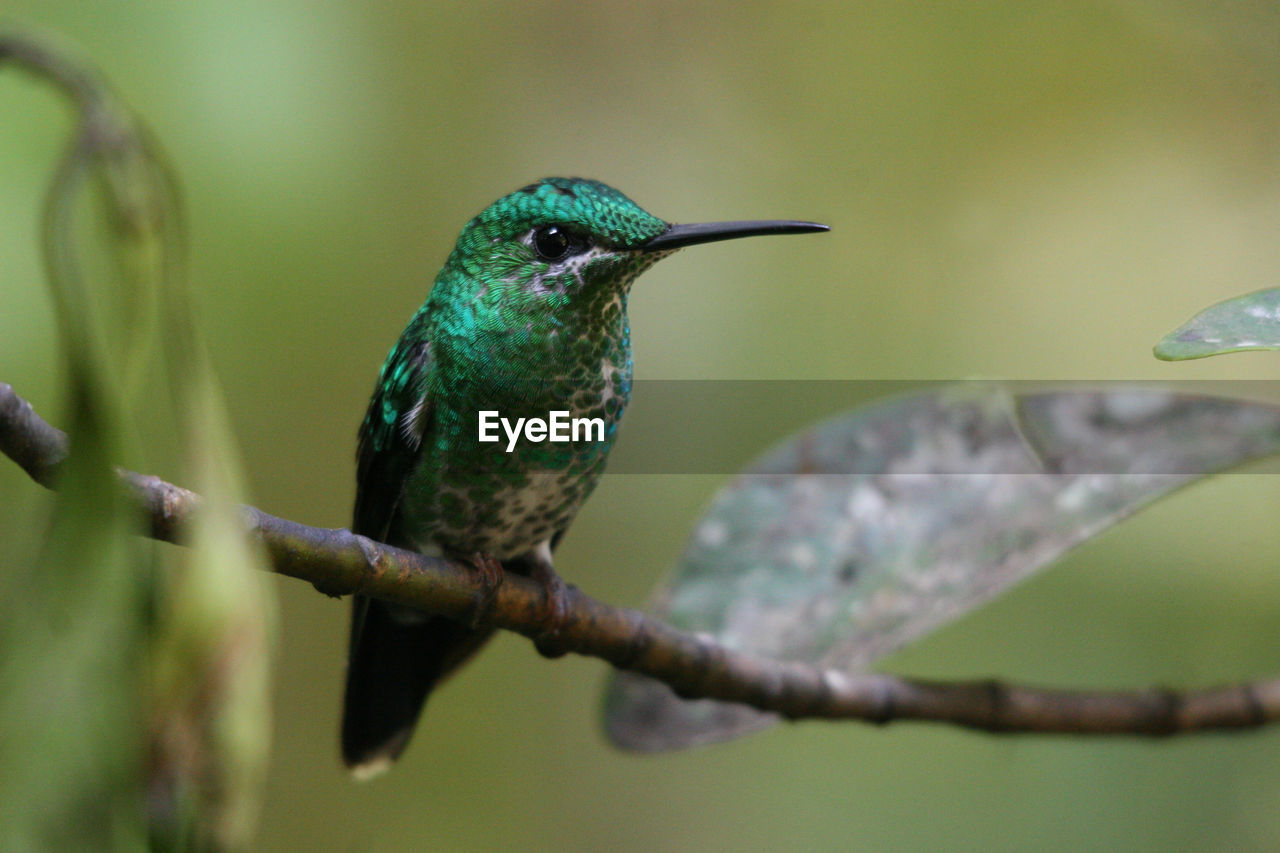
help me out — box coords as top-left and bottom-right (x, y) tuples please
(2, 380), (1277, 737)
(0, 383), (68, 486)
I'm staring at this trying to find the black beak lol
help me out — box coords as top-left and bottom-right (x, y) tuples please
(642, 220), (829, 251)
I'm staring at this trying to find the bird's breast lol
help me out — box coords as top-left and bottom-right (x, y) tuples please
(397, 359), (630, 559)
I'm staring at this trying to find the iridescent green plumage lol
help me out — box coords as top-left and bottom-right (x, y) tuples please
(342, 178), (826, 776)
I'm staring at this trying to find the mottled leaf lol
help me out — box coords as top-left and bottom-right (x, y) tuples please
(604, 385), (1280, 751)
(1155, 288), (1280, 360)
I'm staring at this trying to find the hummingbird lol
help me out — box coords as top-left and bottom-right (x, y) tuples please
(342, 177), (827, 777)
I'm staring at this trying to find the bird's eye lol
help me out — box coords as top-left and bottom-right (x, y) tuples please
(532, 224), (577, 261)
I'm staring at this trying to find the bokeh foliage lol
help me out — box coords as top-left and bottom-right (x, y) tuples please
(0, 33), (274, 850)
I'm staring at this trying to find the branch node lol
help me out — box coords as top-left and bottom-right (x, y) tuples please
(777, 665), (811, 721)
(867, 674), (897, 726)
(614, 607), (656, 670)
(351, 534), (385, 595)
(1242, 682), (1268, 727)
(671, 633), (718, 699)
(1149, 687), (1184, 737)
(983, 678), (1010, 733)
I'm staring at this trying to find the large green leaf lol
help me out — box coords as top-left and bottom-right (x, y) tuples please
(1155, 288), (1280, 360)
(604, 385), (1280, 751)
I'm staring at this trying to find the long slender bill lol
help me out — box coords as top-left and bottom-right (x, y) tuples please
(643, 220), (829, 251)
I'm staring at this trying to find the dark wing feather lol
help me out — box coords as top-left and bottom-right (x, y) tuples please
(352, 312), (433, 544)
(342, 314), (494, 774)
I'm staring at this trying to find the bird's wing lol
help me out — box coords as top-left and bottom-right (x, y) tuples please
(352, 310), (433, 544)
(346, 310), (458, 774)
(345, 311), (504, 774)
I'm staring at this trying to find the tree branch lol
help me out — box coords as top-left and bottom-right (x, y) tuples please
(3, 379), (1277, 738)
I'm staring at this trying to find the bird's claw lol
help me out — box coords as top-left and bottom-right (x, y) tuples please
(465, 552), (505, 629)
(530, 561), (571, 659)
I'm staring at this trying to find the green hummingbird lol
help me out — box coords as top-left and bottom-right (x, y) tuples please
(342, 177), (827, 777)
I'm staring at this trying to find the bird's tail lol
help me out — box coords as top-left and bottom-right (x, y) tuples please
(340, 594), (493, 778)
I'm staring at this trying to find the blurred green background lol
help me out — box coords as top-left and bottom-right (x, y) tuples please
(3, 1), (1280, 849)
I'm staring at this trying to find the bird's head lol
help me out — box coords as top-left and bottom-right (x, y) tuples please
(434, 177), (827, 322)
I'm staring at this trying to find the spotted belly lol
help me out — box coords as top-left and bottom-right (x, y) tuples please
(397, 353), (628, 559)
(399, 459), (607, 560)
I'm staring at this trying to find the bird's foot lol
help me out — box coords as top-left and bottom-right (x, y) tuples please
(530, 560), (572, 659)
(464, 552), (505, 629)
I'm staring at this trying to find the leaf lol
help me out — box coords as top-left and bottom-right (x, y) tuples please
(1155, 287), (1280, 360)
(603, 385), (1280, 751)
(0, 376), (150, 849)
(0, 34), (161, 849)
(0, 32), (274, 850)
(146, 381), (275, 853)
